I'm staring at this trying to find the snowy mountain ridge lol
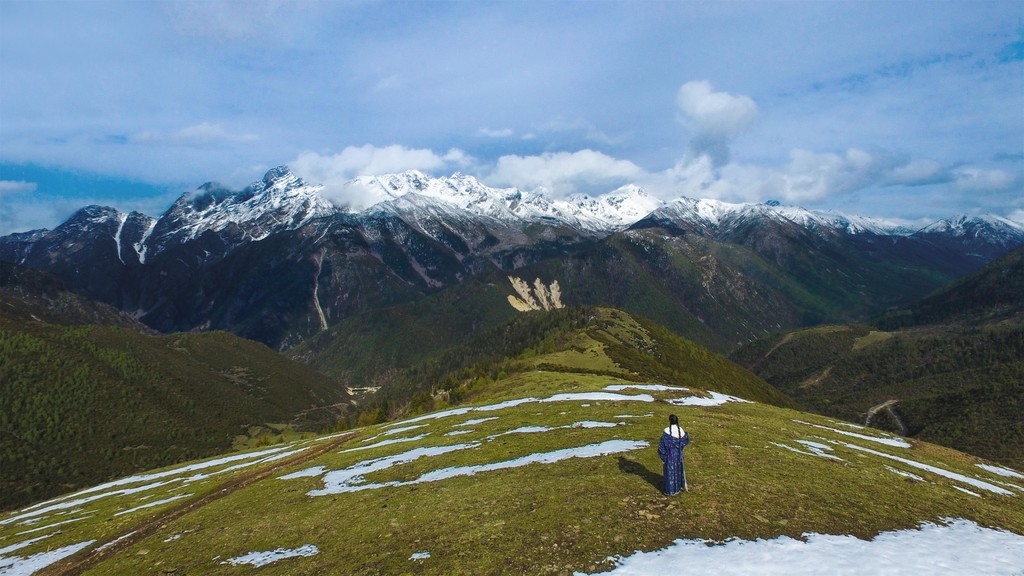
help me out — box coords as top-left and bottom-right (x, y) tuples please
(141, 167), (336, 261)
(642, 197), (922, 237)
(9, 166), (1022, 265)
(344, 170), (663, 232)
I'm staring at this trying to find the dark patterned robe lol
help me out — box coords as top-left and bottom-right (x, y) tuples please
(657, 425), (690, 495)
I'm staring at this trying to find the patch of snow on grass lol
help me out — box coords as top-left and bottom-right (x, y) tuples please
(390, 407), (478, 426)
(543, 392), (654, 404)
(0, 534), (53, 556)
(306, 443), (479, 496)
(309, 431), (351, 442)
(577, 519), (1024, 576)
(15, 515), (91, 536)
(828, 419), (866, 429)
(884, 466), (924, 481)
(0, 540), (95, 576)
(977, 464), (1024, 479)
(954, 486), (982, 497)
(307, 440), (648, 495)
(487, 426), (553, 440)
(770, 441), (842, 461)
(445, 429), (474, 436)
(114, 493), (191, 516)
(222, 544), (319, 567)
(383, 393), (655, 426)
(486, 421), (624, 441)
(96, 530), (138, 551)
(604, 384), (690, 392)
(216, 447), (308, 474)
(409, 551), (431, 560)
(667, 391), (750, 407)
(384, 424), (429, 436)
(615, 413), (653, 418)
(842, 443), (1014, 496)
(5, 446), (295, 526)
(795, 420), (911, 448)
(343, 434), (430, 453)
(42, 446), (290, 503)
(457, 417), (499, 427)
(414, 440), (649, 484)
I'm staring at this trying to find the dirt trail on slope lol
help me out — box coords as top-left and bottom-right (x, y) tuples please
(749, 333), (795, 371)
(39, 431), (357, 576)
(864, 399), (909, 436)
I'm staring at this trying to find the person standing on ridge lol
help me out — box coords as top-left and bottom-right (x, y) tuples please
(658, 414), (690, 495)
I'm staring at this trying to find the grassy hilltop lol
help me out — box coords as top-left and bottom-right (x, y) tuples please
(2, 309), (1021, 575)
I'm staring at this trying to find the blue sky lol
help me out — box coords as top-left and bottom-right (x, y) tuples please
(1, 0), (1022, 235)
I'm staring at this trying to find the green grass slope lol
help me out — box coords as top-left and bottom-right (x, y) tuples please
(3, 310), (1021, 575)
(351, 307), (796, 426)
(0, 308), (349, 512)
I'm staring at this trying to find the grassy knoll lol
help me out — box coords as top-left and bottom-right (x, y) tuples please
(3, 309), (1021, 575)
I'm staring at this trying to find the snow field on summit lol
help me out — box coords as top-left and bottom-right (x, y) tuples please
(2, 378), (1023, 575)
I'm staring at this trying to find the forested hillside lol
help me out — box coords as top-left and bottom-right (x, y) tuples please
(731, 248), (1024, 468)
(0, 271), (349, 511)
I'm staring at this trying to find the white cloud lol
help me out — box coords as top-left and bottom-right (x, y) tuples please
(663, 148), (969, 207)
(486, 150), (643, 197)
(676, 80), (758, 167)
(952, 167), (1019, 192)
(135, 123), (259, 146)
(290, 145), (474, 208)
(0, 180), (38, 195)
(677, 80), (759, 140)
(479, 127), (515, 138)
(779, 148), (888, 202)
(885, 159), (951, 186)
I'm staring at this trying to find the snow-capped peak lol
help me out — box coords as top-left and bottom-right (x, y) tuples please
(643, 197), (918, 237)
(916, 214), (1024, 245)
(558, 185), (665, 231)
(148, 166), (336, 251)
(344, 171), (663, 232)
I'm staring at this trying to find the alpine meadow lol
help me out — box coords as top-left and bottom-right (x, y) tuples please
(2, 2), (1024, 574)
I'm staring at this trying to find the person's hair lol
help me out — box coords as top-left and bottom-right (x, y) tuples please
(668, 414), (680, 435)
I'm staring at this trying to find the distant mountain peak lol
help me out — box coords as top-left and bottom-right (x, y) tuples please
(638, 196), (917, 237)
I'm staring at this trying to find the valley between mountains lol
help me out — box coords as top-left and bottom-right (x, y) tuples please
(1, 167), (1023, 574)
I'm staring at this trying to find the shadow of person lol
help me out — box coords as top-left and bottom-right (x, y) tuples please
(617, 456), (662, 492)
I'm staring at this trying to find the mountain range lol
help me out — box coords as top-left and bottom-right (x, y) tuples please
(2, 166), (1021, 353)
(2, 166), (1023, 573)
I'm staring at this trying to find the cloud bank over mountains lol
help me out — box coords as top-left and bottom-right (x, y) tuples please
(0, 1), (1021, 235)
(285, 80), (1020, 221)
